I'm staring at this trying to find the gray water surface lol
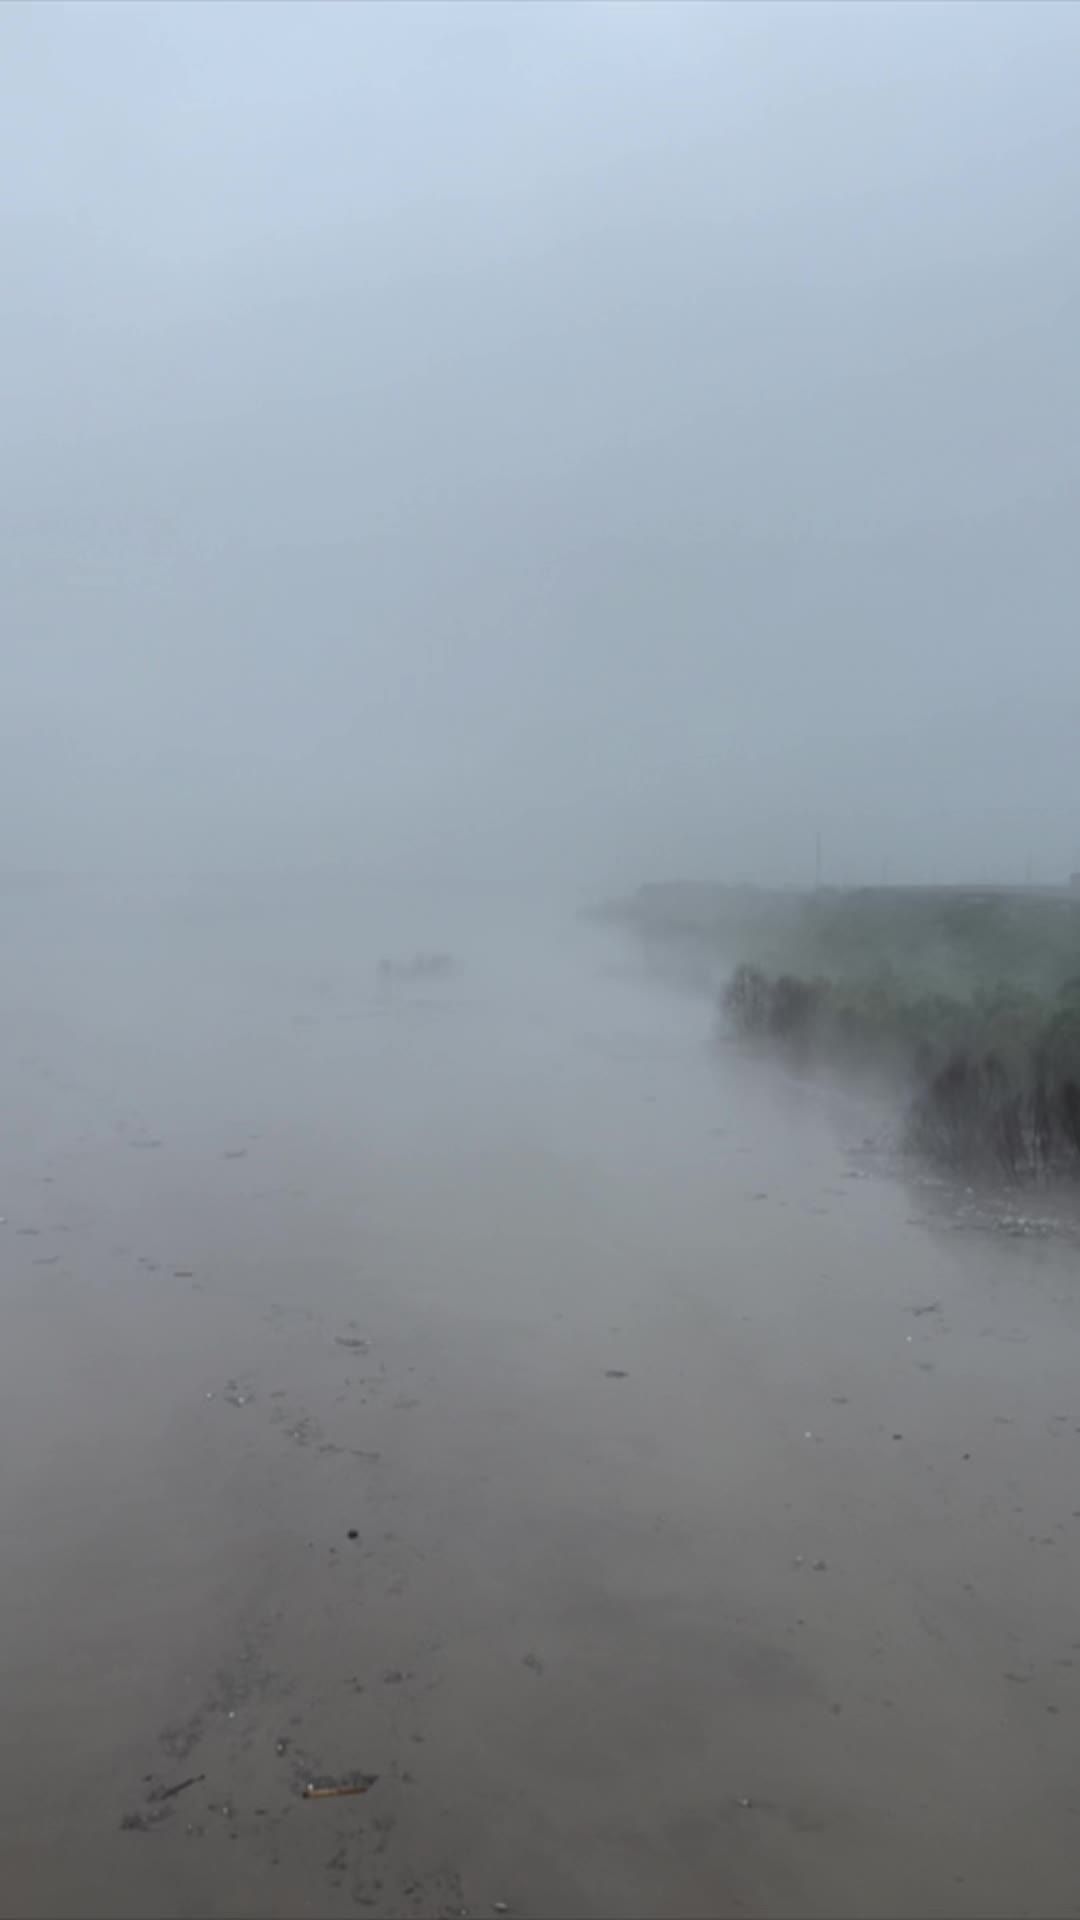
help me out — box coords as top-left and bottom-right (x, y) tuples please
(1, 883), (1077, 1918)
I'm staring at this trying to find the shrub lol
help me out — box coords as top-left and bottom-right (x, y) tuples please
(721, 964), (1080, 1182)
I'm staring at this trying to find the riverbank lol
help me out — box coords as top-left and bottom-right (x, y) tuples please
(614, 883), (1080, 1183)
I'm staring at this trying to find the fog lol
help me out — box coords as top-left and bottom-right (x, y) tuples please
(8, 14), (1080, 1916)
(3, 0), (1079, 891)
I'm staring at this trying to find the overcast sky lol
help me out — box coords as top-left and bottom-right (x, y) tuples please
(2, 0), (1078, 889)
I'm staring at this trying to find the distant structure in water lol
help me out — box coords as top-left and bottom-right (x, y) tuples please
(378, 952), (458, 991)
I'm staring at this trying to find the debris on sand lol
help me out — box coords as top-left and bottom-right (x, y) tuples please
(121, 1772), (206, 1831)
(604, 1369), (629, 1379)
(149, 1773), (205, 1803)
(302, 1773), (378, 1801)
(335, 1337), (371, 1353)
(995, 1214), (1055, 1239)
(120, 1807), (170, 1832)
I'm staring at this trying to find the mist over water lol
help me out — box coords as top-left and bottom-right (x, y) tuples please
(2, 872), (1079, 1918)
(4, 4), (1080, 1915)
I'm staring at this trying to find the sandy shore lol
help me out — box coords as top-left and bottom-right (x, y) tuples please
(1, 884), (1078, 1918)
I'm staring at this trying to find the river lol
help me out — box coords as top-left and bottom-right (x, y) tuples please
(1, 880), (1077, 1918)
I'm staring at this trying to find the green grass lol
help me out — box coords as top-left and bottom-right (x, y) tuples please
(622, 882), (1080, 1000)
(620, 884), (1080, 1180)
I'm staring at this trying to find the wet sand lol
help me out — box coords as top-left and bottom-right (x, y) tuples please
(1, 882), (1078, 1919)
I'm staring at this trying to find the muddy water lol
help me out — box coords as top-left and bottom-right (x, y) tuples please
(1, 882), (1078, 1920)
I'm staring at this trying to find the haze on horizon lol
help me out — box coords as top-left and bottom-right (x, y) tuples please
(2, 0), (1078, 895)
